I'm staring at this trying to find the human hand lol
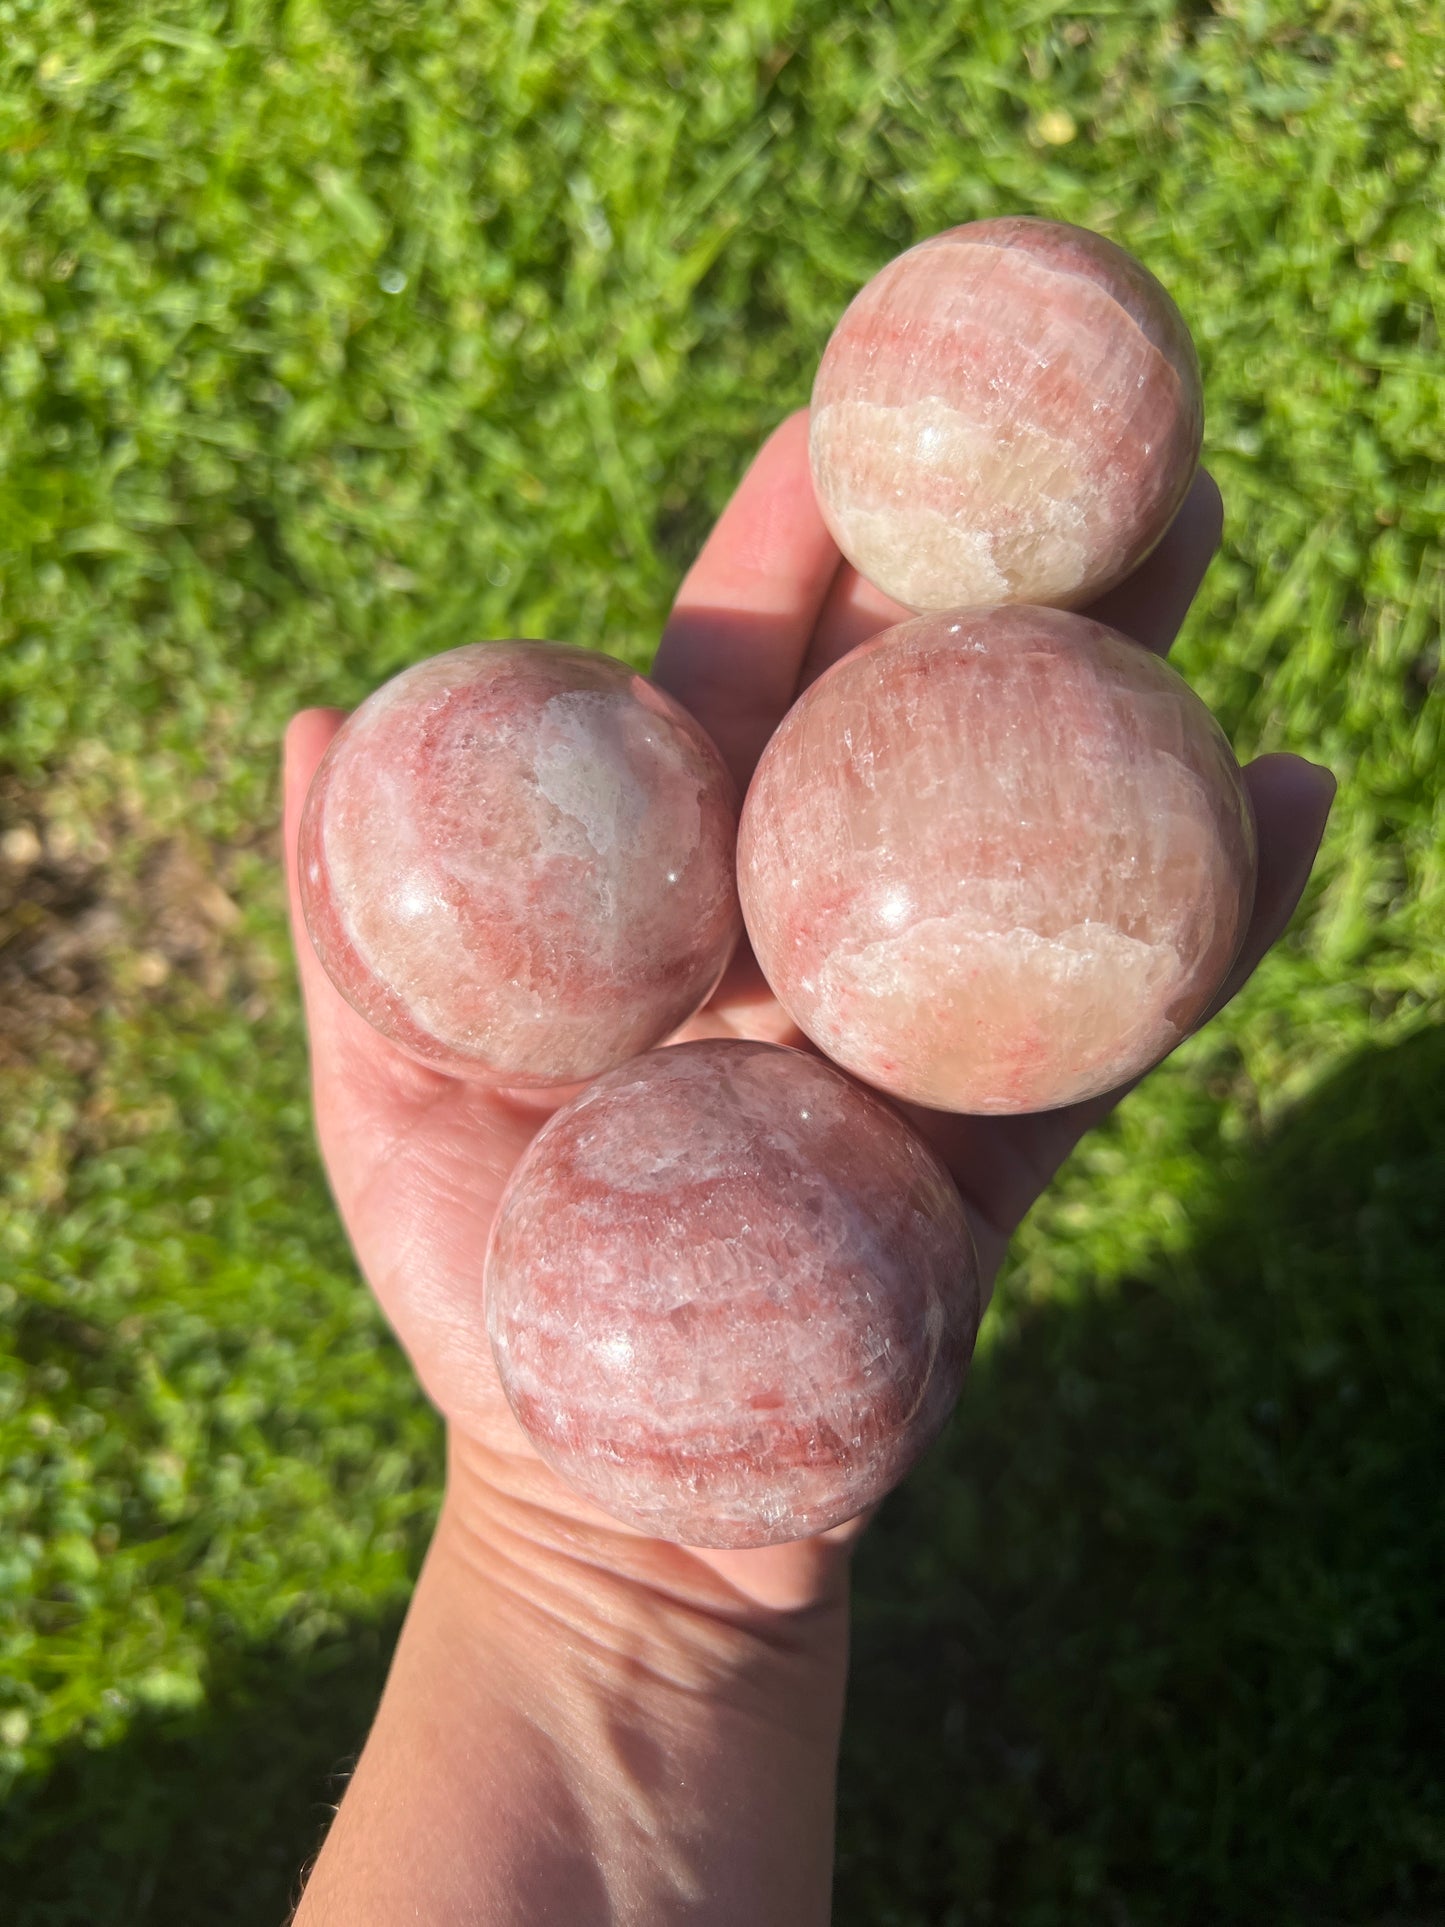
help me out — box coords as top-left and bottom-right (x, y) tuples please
(285, 411), (1333, 1925)
(284, 409), (1331, 1596)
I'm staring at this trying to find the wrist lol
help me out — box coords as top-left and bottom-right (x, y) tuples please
(437, 1428), (855, 1838)
(444, 1421), (857, 1628)
(296, 1430), (852, 1926)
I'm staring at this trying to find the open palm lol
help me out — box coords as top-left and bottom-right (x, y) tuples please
(283, 411), (1333, 1612)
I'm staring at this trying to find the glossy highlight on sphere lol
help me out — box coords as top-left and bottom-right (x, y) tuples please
(299, 642), (741, 1084)
(810, 217), (1204, 612)
(485, 1039), (981, 1548)
(739, 607), (1257, 1115)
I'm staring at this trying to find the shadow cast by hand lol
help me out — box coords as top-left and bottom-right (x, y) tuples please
(5, 1031), (1441, 1926)
(840, 1025), (1445, 1927)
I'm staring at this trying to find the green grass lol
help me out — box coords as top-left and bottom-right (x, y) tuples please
(1, 1), (1441, 1920)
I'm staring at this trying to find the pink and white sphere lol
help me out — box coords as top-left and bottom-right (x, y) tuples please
(810, 217), (1204, 612)
(739, 606), (1257, 1116)
(485, 1039), (981, 1548)
(298, 642), (741, 1085)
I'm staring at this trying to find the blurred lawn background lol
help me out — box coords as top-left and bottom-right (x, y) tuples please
(1, 1), (1441, 1920)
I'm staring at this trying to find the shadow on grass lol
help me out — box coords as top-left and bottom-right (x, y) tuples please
(1, 1606), (407, 1927)
(4, 1030), (1442, 1927)
(840, 1024), (1445, 1927)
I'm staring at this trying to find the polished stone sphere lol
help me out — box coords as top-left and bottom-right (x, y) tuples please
(810, 217), (1204, 612)
(739, 606), (1257, 1114)
(299, 642), (740, 1084)
(485, 1039), (981, 1548)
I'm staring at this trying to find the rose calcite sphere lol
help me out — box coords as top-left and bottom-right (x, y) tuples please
(299, 642), (741, 1084)
(810, 217), (1204, 612)
(739, 607), (1257, 1115)
(485, 1039), (981, 1548)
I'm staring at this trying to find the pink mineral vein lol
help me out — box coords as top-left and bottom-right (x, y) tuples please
(485, 1038), (981, 1548)
(738, 606), (1257, 1115)
(299, 642), (741, 1084)
(810, 217), (1204, 612)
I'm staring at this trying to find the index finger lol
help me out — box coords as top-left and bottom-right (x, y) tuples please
(652, 410), (843, 789)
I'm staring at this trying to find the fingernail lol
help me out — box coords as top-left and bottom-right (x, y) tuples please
(1302, 760), (1337, 815)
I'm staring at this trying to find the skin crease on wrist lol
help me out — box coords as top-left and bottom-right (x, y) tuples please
(285, 411), (1335, 1927)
